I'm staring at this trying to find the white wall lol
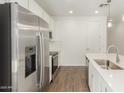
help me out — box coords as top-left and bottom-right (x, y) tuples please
(52, 16), (107, 66)
(108, 21), (124, 55)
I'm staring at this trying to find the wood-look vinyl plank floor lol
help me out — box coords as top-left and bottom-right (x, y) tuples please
(47, 66), (90, 92)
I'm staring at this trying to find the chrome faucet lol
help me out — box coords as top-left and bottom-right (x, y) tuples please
(107, 45), (120, 63)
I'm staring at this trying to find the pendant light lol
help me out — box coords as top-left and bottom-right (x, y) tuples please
(107, 0), (112, 28)
(99, 0), (112, 28)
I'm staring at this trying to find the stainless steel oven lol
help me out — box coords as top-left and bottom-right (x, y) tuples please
(52, 53), (58, 74)
(50, 52), (59, 76)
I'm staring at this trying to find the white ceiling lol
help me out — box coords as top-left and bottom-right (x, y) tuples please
(35, 0), (124, 21)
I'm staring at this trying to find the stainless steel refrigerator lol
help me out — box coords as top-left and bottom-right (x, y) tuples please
(0, 3), (49, 92)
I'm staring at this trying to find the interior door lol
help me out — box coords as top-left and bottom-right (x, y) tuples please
(87, 22), (101, 53)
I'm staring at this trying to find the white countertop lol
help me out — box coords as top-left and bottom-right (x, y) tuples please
(86, 53), (124, 92)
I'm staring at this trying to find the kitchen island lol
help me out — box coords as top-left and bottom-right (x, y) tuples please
(86, 53), (124, 92)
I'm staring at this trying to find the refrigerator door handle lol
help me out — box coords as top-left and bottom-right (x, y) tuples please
(36, 34), (40, 87)
(36, 33), (42, 88)
(39, 33), (44, 89)
(41, 33), (45, 86)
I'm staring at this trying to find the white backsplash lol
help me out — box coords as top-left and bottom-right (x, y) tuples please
(49, 41), (62, 52)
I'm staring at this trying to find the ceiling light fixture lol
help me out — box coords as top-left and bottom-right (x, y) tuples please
(95, 10), (99, 14)
(100, 0), (112, 28)
(107, 1), (112, 28)
(69, 10), (73, 14)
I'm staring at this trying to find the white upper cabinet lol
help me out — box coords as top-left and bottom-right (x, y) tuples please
(28, 0), (53, 29)
(0, 0), (6, 4)
(6, 0), (54, 31)
(28, 0), (43, 19)
(49, 18), (55, 32)
(28, 0), (54, 31)
(8, 0), (29, 9)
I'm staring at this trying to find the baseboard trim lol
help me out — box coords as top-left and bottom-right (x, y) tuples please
(60, 66), (88, 68)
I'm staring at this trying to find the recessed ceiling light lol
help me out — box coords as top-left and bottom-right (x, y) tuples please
(69, 11), (73, 14)
(95, 10), (99, 14)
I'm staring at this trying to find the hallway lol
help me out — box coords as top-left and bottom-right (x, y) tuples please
(48, 66), (90, 92)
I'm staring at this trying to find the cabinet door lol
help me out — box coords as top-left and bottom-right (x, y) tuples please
(88, 61), (94, 91)
(106, 85), (113, 92)
(8, 0), (29, 9)
(29, 0), (50, 24)
(49, 56), (52, 82)
(29, 0), (43, 17)
(87, 22), (101, 53)
(101, 81), (108, 92)
(101, 79), (112, 92)
(93, 68), (113, 92)
(89, 65), (113, 92)
(49, 18), (55, 32)
(93, 68), (100, 92)
(0, 0), (5, 4)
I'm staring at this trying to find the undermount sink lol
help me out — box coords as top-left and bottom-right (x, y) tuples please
(94, 59), (124, 70)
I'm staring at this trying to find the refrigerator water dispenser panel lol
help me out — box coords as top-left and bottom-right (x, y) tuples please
(25, 46), (36, 77)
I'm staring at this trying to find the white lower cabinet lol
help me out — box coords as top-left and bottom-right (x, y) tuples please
(89, 61), (101, 92)
(100, 77), (113, 92)
(93, 68), (101, 92)
(49, 56), (52, 82)
(88, 61), (93, 91)
(88, 60), (112, 92)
